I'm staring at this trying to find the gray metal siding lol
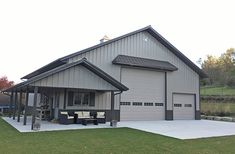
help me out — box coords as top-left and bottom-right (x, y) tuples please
(68, 31), (199, 112)
(31, 65), (118, 91)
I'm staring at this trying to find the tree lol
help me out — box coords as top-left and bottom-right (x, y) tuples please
(201, 55), (221, 85)
(218, 48), (235, 85)
(0, 76), (14, 91)
(201, 48), (235, 86)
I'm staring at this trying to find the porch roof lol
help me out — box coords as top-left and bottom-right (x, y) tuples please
(112, 55), (178, 71)
(3, 58), (128, 92)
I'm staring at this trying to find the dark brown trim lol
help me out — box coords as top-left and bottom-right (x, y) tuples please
(166, 110), (173, 120)
(110, 91), (115, 124)
(21, 60), (66, 79)
(195, 111), (201, 120)
(63, 89), (67, 109)
(9, 91), (13, 118)
(23, 88), (29, 125)
(194, 93), (197, 120)
(199, 79), (201, 112)
(164, 72), (168, 120)
(13, 91), (17, 120)
(31, 86), (38, 130)
(17, 91), (22, 122)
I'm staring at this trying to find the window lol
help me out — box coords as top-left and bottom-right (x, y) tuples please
(132, 102), (142, 106)
(174, 104), (182, 107)
(144, 102), (154, 106)
(83, 93), (89, 106)
(74, 93), (82, 105)
(67, 92), (95, 107)
(155, 103), (164, 106)
(185, 104), (192, 107)
(120, 102), (131, 106)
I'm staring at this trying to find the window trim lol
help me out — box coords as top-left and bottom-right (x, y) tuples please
(67, 91), (94, 107)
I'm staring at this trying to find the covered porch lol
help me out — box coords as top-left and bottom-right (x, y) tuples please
(2, 58), (128, 130)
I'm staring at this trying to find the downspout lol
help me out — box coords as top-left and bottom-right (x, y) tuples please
(110, 91), (123, 126)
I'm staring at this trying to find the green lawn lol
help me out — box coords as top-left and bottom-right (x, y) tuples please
(1, 118), (235, 154)
(200, 86), (235, 95)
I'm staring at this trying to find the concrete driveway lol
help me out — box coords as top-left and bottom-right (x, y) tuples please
(118, 120), (235, 139)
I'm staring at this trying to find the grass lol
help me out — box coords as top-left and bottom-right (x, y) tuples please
(1, 118), (235, 153)
(200, 86), (235, 96)
(201, 101), (235, 117)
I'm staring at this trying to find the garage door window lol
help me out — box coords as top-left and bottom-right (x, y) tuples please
(174, 104), (182, 107)
(133, 102), (142, 106)
(185, 104), (192, 107)
(155, 103), (164, 106)
(120, 102), (131, 106)
(144, 102), (154, 106)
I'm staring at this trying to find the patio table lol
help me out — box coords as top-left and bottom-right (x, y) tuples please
(81, 118), (98, 126)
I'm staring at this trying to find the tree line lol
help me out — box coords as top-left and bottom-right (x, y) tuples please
(201, 48), (235, 87)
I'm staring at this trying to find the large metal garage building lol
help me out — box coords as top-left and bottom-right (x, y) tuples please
(4, 26), (207, 125)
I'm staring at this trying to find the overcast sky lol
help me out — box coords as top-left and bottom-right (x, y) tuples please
(0, 0), (234, 83)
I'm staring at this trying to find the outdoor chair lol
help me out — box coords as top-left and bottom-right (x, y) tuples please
(74, 111), (92, 124)
(96, 112), (106, 123)
(59, 111), (74, 125)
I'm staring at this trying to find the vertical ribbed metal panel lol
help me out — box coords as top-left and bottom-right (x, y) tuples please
(67, 31), (199, 111)
(31, 65), (118, 91)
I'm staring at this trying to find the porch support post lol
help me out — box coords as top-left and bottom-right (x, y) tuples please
(23, 88), (29, 125)
(31, 86), (38, 130)
(110, 91), (114, 126)
(9, 91), (13, 118)
(13, 91), (17, 120)
(63, 89), (66, 109)
(17, 90), (22, 122)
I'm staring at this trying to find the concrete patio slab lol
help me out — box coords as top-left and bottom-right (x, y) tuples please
(2, 117), (112, 132)
(3, 117), (235, 139)
(118, 120), (235, 139)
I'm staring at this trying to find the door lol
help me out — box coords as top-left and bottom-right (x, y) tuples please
(173, 94), (195, 120)
(120, 68), (165, 121)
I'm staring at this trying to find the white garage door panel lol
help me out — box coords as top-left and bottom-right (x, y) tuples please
(173, 94), (195, 120)
(120, 68), (165, 121)
(121, 106), (165, 121)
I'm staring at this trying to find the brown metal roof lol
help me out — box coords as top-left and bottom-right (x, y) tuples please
(5, 58), (128, 92)
(112, 55), (178, 71)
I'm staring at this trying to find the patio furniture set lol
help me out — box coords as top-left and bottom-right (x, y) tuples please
(59, 111), (106, 125)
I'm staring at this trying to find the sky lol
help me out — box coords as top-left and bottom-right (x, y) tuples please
(0, 0), (234, 83)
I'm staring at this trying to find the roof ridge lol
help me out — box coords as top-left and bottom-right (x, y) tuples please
(21, 25), (207, 79)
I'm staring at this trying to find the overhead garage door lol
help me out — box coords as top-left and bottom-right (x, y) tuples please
(173, 94), (195, 120)
(120, 68), (165, 121)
